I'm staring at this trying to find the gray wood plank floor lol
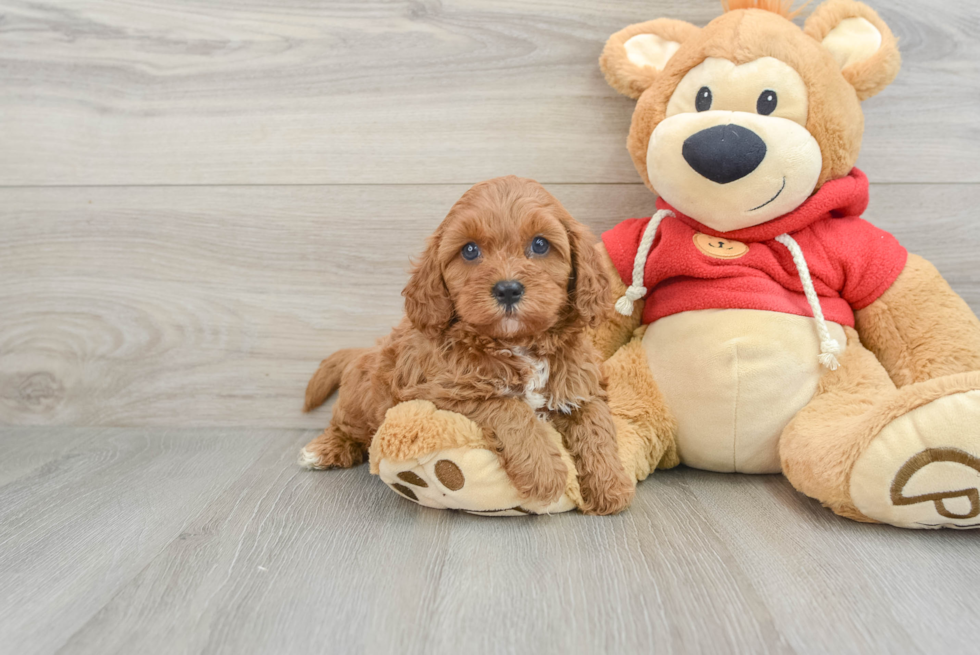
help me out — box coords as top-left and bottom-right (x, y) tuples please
(2, 0), (979, 653)
(0, 427), (976, 655)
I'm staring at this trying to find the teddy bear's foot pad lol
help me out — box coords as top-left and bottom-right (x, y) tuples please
(377, 447), (576, 516)
(850, 389), (980, 529)
(369, 400), (578, 516)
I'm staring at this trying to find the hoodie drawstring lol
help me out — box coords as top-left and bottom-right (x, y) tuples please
(775, 233), (843, 370)
(615, 213), (842, 372)
(615, 209), (674, 316)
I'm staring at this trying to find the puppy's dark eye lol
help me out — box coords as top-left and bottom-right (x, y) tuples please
(529, 236), (550, 256)
(461, 242), (481, 261)
(757, 90), (777, 116)
(695, 86), (712, 112)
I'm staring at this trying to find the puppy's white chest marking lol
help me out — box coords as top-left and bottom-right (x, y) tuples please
(512, 348), (549, 414)
(509, 348), (585, 416)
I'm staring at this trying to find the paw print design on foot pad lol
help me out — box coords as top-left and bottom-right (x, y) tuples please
(378, 447), (576, 516)
(851, 388), (980, 529)
(368, 400), (580, 516)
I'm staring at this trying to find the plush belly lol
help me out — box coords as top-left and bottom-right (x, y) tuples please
(642, 309), (847, 474)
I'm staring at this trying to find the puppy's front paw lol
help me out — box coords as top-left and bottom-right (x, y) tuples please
(579, 470), (636, 516)
(508, 457), (568, 505)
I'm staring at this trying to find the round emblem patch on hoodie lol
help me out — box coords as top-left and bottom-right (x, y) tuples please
(693, 233), (749, 259)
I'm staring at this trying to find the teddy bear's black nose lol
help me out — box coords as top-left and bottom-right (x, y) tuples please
(682, 124), (767, 184)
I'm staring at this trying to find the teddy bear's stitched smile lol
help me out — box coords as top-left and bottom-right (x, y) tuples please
(748, 176), (787, 212)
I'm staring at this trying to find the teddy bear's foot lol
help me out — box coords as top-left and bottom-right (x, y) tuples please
(850, 374), (980, 529)
(369, 400), (580, 516)
(378, 448), (576, 516)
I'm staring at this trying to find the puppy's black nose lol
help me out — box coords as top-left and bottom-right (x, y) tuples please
(493, 280), (524, 308)
(682, 124), (767, 184)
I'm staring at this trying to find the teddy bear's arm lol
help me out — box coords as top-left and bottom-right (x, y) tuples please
(589, 241), (644, 360)
(855, 254), (980, 387)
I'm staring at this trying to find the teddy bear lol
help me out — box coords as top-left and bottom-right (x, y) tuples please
(363, 0), (980, 529)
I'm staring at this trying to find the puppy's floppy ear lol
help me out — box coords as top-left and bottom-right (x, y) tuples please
(600, 19), (700, 100)
(403, 232), (454, 338)
(805, 0), (900, 101)
(563, 216), (611, 329)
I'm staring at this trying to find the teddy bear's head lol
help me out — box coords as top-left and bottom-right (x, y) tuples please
(600, 0), (900, 233)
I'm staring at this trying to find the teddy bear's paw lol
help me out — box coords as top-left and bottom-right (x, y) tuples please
(850, 387), (980, 529)
(371, 399), (579, 516)
(377, 448), (576, 516)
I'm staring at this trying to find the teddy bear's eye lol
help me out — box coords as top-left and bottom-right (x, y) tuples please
(695, 86), (712, 112)
(757, 90), (777, 116)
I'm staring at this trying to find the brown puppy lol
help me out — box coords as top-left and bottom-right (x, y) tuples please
(302, 176), (635, 515)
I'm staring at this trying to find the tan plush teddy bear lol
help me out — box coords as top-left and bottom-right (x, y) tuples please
(364, 0), (980, 529)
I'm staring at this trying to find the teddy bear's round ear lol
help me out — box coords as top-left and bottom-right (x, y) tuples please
(804, 0), (901, 101)
(600, 19), (701, 100)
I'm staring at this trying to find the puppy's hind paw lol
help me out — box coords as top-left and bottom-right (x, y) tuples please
(298, 447), (323, 469)
(298, 433), (366, 470)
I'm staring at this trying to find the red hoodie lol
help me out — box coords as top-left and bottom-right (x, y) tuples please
(601, 169), (907, 328)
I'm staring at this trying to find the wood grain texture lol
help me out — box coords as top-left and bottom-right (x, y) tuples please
(2, 183), (978, 428)
(2, 1), (978, 653)
(0, 428), (970, 655)
(686, 473), (980, 655)
(0, 427), (304, 655)
(0, 427), (105, 487)
(0, 0), (977, 186)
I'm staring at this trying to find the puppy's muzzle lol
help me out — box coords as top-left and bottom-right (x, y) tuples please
(492, 280), (524, 309)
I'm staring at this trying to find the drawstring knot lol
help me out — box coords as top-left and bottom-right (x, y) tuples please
(817, 339), (844, 371)
(615, 285), (647, 316)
